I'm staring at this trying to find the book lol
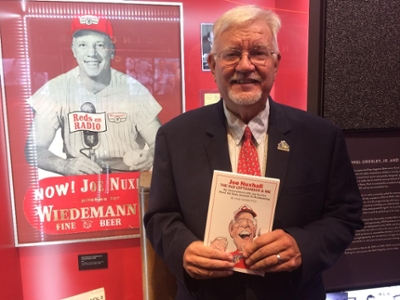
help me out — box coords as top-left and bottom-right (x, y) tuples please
(204, 170), (280, 276)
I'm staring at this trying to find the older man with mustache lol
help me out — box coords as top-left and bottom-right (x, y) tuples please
(145, 5), (363, 300)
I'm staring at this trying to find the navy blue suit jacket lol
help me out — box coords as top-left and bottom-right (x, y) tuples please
(144, 99), (363, 299)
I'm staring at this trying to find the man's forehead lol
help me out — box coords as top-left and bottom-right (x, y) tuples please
(215, 22), (272, 49)
(235, 211), (254, 219)
(73, 31), (110, 41)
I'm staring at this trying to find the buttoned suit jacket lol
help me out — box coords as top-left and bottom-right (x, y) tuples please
(144, 98), (363, 300)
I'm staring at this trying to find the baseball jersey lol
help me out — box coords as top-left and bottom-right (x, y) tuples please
(30, 66), (162, 160)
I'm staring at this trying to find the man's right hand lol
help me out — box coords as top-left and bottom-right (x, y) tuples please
(183, 241), (235, 279)
(61, 156), (103, 175)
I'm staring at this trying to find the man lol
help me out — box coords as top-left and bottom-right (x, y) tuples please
(144, 5), (363, 299)
(229, 206), (258, 270)
(26, 15), (161, 175)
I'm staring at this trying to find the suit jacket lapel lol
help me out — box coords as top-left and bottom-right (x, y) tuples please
(266, 99), (292, 195)
(204, 101), (232, 172)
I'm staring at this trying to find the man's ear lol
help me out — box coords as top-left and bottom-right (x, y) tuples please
(228, 221), (234, 238)
(110, 43), (116, 59)
(273, 53), (281, 77)
(71, 44), (76, 59)
(207, 53), (216, 78)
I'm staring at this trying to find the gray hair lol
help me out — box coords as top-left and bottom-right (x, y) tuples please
(212, 5), (281, 53)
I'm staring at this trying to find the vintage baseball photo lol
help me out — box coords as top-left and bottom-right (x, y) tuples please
(0, 1), (183, 245)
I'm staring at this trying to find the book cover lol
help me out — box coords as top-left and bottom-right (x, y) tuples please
(204, 170), (280, 276)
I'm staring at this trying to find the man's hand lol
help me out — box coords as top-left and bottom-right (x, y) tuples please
(243, 229), (302, 273)
(183, 241), (235, 279)
(61, 156), (103, 175)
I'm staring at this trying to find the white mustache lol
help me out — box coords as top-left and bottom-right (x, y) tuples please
(230, 74), (262, 83)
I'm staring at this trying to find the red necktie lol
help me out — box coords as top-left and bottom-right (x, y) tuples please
(237, 126), (261, 176)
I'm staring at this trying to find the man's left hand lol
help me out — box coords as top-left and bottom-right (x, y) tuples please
(242, 229), (302, 273)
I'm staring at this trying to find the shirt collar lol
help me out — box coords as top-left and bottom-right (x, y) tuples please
(223, 99), (270, 146)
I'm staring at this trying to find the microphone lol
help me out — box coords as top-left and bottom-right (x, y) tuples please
(80, 102), (99, 148)
(80, 102), (99, 161)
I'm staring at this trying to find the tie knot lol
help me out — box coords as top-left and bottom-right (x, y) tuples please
(244, 126), (252, 141)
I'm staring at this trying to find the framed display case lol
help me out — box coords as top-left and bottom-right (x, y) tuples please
(0, 0), (184, 246)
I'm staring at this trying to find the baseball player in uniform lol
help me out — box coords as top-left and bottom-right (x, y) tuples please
(26, 15), (162, 175)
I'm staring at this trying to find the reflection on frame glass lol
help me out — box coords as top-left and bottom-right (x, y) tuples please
(201, 23), (213, 71)
(326, 292), (348, 300)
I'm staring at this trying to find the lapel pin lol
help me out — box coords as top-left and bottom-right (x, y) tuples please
(277, 140), (290, 152)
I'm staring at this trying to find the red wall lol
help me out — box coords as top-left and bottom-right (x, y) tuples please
(19, 239), (143, 300)
(0, 87), (24, 300)
(181, 0), (309, 112)
(0, 0), (308, 299)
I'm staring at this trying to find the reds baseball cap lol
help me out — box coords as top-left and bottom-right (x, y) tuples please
(233, 205), (257, 219)
(71, 15), (113, 39)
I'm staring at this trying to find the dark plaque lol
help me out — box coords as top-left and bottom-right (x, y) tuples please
(78, 253), (108, 271)
(324, 131), (400, 291)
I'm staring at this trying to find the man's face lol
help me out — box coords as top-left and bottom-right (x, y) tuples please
(229, 212), (257, 251)
(208, 20), (280, 111)
(71, 31), (114, 80)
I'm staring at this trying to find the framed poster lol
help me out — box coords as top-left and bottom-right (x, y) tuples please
(0, 0), (184, 246)
(201, 23), (213, 71)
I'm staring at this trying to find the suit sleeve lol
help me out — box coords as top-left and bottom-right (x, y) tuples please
(285, 128), (363, 282)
